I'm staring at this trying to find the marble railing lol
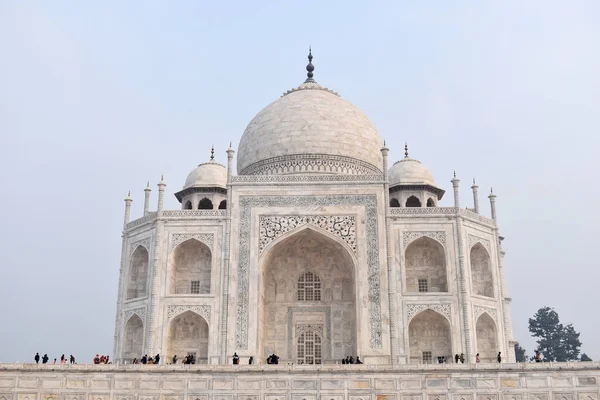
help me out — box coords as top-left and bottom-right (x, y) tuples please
(125, 210), (227, 230)
(390, 207), (496, 227)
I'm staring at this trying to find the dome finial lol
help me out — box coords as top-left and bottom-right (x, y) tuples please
(305, 46), (315, 83)
(404, 142), (409, 158)
(210, 145), (215, 161)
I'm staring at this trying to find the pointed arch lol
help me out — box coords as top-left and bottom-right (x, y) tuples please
(426, 198), (435, 207)
(476, 312), (498, 362)
(405, 237), (447, 293)
(390, 198), (400, 208)
(297, 328), (323, 364)
(170, 238), (212, 294)
(198, 198), (213, 209)
(408, 309), (451, 364)
(167, 310), (209, 364)
(183, 200), (193, 210)
(218, 200), (227, 209)
(470, 243), (494, 297)
(122, 314), (144, 361)
(406, 195), (421, 207)
(126, 246), (149, 300)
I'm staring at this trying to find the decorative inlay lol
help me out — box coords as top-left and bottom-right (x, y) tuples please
(259, 215), (356, 254)
(236, 195), (381, 349)
(129, 237), (152, 255)
(169, 233), (214, 252)
(406, 303), (452, 323)
(125, 212), (157, 230)
(166, 305), (211, 324)
(473, 305), (498, 324)
(124, 307), (146, 324)
(232, 174), (384, 183)
(468, 234), (492, 255)
(240, 154), (382, 176)
(402, 231), (446, 248)
(296, 324), (324, 336)
(162, 210), (226, 218)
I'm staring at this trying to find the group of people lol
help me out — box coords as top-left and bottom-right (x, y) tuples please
(93, 354), (110, 364)
(341, 356), (362, 364)
(448, 352), (502, 364)
(34, 353), (75, 364)
(172, 354), (196, 364)
(131, 354), (160, 364)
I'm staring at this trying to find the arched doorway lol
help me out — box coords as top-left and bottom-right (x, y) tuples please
(127, 246), (149, 300)
(170, 239), (211, 294)
(167, 311), (209, 364)
(476, 313), (498, 362)
(404, 237), (447, 293)
(470, 244), (494, 297)
(259, 228), (356, 364)
(408, 310), (451, 364)
(122, 314), (144, 362)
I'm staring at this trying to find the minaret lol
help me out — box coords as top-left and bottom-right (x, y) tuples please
(143, 182), (152, 216)
(471, 179), (479, 214)
(123, 191), (132, 227)
(157, 175), (166, 212)
(226, 142), (235, 182)
(488, 187), (497, 221)
(451, 171), (460, 208)
(220, 142), (235, 363)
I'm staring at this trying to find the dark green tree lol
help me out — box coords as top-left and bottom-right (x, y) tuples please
(528, 306), (582, 361)
(514, 342), (528, 362)
(580, 353), (592, 361)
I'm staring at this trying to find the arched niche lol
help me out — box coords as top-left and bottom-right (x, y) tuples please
(406, 196), (421, 207)
(390, 198), (400, 208)
(167, 311), (209, 364)
(198, 198), (213, 209)
(470, 243), (494, 297)
(427, 198), (435, 207)
(259, 227), (356, 363)
(122, 314), (144, 361)
(476, 313), (498, 362)
(405, 237), (447, 293)
(408, 309), (451, 364)
(218, 200), (227, 209)
(183, 200), (193, 210)
(170, 239), (211, 295)
(127, 246), (149, 300)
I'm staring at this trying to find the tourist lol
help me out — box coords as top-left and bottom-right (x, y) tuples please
(356, 357), (363, 364)
(497, 352), (502, 363)
(341, 358), (346, 364)
(454, 354), (459, 363)
(70, 355), (75, 364)
(535, 351), (542, 362)
(460, 353), (465, 363)
(476, 353), (480, 363)
(53, 358), (57, 364)
(141, 355), (147, 364)
(232, 353), (240, 365)
(249, 356), (253, 365)
(154, 354), (160, 364)
(172, 355), (177, 364)
(349, 356), (355, 364)
(34, 353), (40, 364)
(60, 354), (65, 363)
(42, 354), (49, 364)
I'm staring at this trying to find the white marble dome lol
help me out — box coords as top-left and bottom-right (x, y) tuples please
(389, 156), (436, 187)
(237, 82), (383, 176)
(183, 161), (227, 189)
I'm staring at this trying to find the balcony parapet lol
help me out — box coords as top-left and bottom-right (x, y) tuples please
(231, 174), (385, 185)
(389, 207), (496, 227)
(124, 210), (227, 231)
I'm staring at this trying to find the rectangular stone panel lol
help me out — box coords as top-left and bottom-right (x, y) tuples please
(64, 393), (85, 400)
(426, 394), (447, 400)
(349, 380), (371, 389)
(292, 396), (315, 400)
(528, 394), (548, 400)
(552, 378), (573, 388)
(451, 379), (473, 389)
(377, 395), (396, 400)
(425, 379), (447, 389)
(401, 395), (421, 400)
(527, 378), (548, 388)
(237, 395), (258, 400)
(41, 380), (62, 389)
(321, 380), (344, 390)
(501, 395), (523, 400)
(375, 380), (396, 390)
(265, 395), (288, 400)
(0, 394), (13, 400)
(18, 379), (39, 389)
(238, 380), (261, 390)
(553, 394), (574, 400)
(501, 379), (520, 388)
(40, 394), (59, 400)
(266, 381), (288, 390)
(320, 395), (343, 400)
(452, 395), (472, 400)
(477, 379), (497, 389)
(189, 380), (209, 390)
(162, 396), (183, 400)
(292, 380), (317, 390)
(116, 379), (137, 390)
(477, 395), (498, 400)
(66, 379), (86, 389)
(163, 380), (185, 390)
(213, 379), (234, 390)
(17, 394), (37, 400)
(399, 380), (421, 390)
(114, 394), (134, 400)
(0, 379), (15, 388)
(137, 396), (159, 400)
(349, 395), (371, 400)
(213, 395), (233, 400)
(187, 395), (208, 400)
(577, 377), (597, 386)
(578, 393), (598, 400)
(90, 380), (110, 390)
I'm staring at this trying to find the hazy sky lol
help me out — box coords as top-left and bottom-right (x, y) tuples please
(1, 1), (599, 363)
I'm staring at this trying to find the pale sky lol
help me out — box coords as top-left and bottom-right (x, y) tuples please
(1, 1), (599, 363)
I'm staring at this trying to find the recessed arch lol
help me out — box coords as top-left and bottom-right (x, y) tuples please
(170, 239), (212, 294)
(258, 227), (356, 363)
(218, 200), (227, 209)
(404, 236), (447, 293)
(122, 314), (144, 361)
(470, 243), (494, 297)
(406, 195), (421, 207)
(408, 309), (451, 364)
(166, 310), (208, 364)
(127, 246), (149, 300)
(390, 198), (400, 208)
(297, 327), (323, 364)
(198, 198), (213, 209)
(476, 312), (498, 362)
(426, 198), (435, 207)
(183, 200), (193, 210)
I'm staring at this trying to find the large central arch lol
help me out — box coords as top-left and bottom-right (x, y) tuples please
(258, 227), (357, 364)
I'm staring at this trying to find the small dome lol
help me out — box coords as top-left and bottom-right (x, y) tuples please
(183, 161), (227, 189)
(389, 156), (436, 187)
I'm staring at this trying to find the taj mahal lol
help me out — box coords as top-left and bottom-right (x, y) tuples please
(113, 50), (516, 366)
